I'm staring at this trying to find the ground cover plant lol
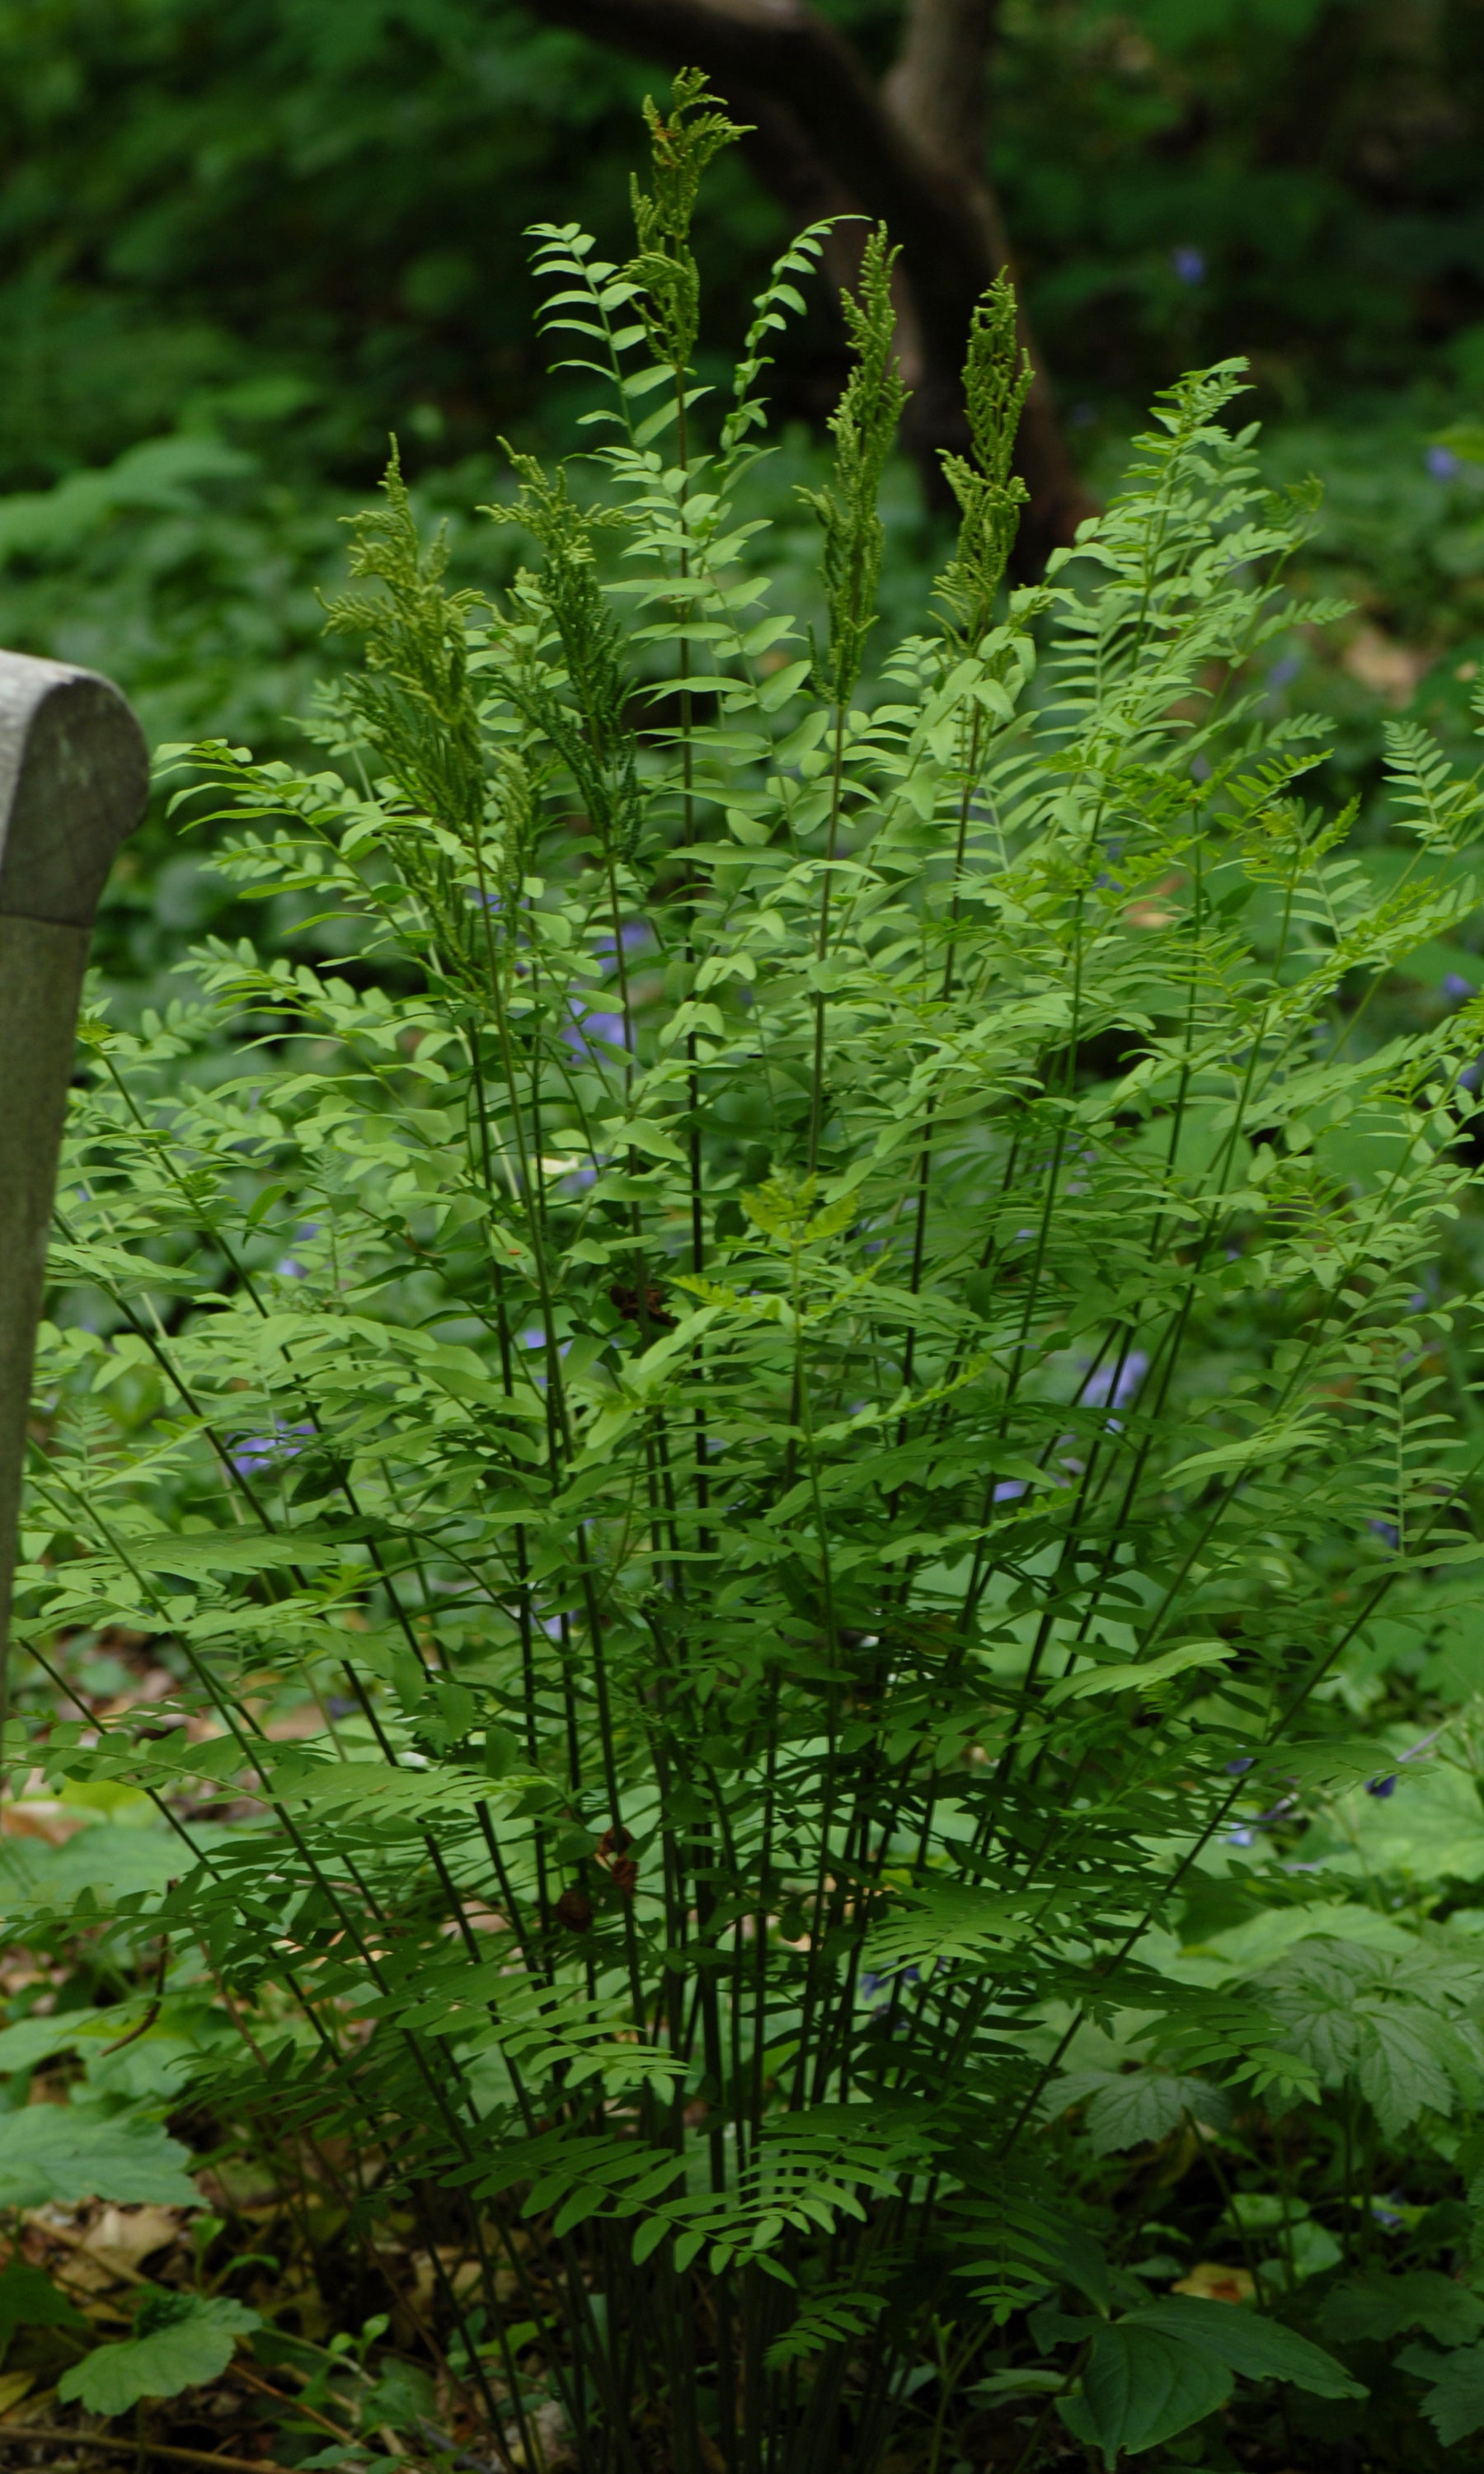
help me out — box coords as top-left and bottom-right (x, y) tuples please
(12, 73), (1484, 2474)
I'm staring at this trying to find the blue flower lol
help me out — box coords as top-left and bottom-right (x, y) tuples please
(1443, 972), (1475, 1002)
(565, 1005), (629, 1058)
(1171, 247), (1205, 286)
(1082, 1350), (1148, 1411)
(861, 1966), (920, 2004)
(1427, 444), (1460, 482)
(230, 1419), (315, 1478)
(1366, 1774), (1398, 1799)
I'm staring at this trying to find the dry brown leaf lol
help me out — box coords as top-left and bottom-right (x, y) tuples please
(1171, 2260), (1255, 2305)
(82, 2203), (186, 2275)
(403, 2249), (508, 2316)
(0, 2370), (35, 2420)
(0, 1803), (90, 1849)
(1341, 626), (1431, 707)
(506, 2400), (575, 2471)
(1125, 870), (1184, 930)
(264, 1701), (330, 1743)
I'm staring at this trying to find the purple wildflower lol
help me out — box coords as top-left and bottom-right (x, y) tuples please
(861, 1965), (921, 2003)
(276, 1222), (320, 1279)
(1428, 445), (1460, 482)
(594, 921), (654, 956)
(1171, 247), (1206, 285)
(565, 1005), (630, 1058)
(1443, 972), (1475, 1002)
(1366, 1774), (1398, 1799)
(1082, 1350), (1148, 1412)
(231, 1420), (315, 1479)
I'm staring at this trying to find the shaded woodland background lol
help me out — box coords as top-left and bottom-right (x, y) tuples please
(2, 0), (1484, 1037)
(4, 0), (1484, 835)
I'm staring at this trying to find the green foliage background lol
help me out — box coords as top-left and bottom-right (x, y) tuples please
(6, 0), (1484, 1016)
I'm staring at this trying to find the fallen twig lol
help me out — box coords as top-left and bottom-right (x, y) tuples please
(416, 2415), (500, 2472)
(0, 2427), (287, 2472)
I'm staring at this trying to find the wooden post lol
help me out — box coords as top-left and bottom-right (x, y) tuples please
(0, 653), (148, 1785)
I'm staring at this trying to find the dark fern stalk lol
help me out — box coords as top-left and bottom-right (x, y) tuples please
(798, 228), (908, 1174)
(899, 275), (1034, 1413)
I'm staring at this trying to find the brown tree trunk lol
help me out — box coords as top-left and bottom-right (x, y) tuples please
(521, 0), (1096, 562)
(882, 0), (1087, 566)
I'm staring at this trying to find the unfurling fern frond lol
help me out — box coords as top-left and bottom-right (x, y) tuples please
(935, 271), (1032, 643)
(797, 225), (909, 703)
(626, 66), (749, 376)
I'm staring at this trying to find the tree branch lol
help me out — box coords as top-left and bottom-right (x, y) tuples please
(884, 0), (1000, 184)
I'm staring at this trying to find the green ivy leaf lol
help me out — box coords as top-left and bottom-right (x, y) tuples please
(59, 2290), (260, 2417)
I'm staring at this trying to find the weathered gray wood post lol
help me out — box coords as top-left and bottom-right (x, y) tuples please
(0, 653), (148, 1781)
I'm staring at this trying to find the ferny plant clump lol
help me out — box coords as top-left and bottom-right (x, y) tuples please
(13, 72), (1484, 2474)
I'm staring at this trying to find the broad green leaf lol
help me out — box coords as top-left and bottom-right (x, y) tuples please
(1059, 2323), (1233, 2465)
(1055, 2067), (1229, 2157)
(1303, 1759), (1484, 1884)
(1322, 2272), (1484, 2349)
(59, 2290), (259, 2417)
(0, 2105), (198, 2209)
(363, 2357), (437, 2430)
(1397, 2340), (1484, 2445)
(1129, 2298), (1364, 2398)
(0, 2261), (88, 2364)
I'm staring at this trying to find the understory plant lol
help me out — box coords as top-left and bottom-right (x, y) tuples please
(16, 71), (1484, 2474)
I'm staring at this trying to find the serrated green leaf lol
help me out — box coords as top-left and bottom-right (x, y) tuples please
(1397, 2340), (1484, 2444)
(1322, 2272), (1484, 2349)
